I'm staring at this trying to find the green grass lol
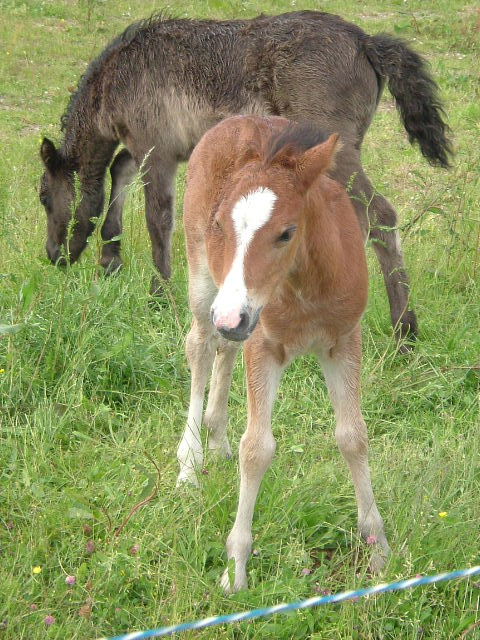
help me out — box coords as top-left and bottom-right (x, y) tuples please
(0, 0), (479, 638)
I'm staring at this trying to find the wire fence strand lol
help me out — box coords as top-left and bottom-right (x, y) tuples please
(97, 565), (480, 640)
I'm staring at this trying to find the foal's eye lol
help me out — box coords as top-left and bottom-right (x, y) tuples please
(276, 226), (297, 244)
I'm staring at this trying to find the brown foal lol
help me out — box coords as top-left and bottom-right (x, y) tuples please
(176, 115), (390, 592)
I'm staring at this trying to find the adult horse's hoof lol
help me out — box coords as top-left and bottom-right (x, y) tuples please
(396, 309), (418, 354)
(102, 256), (123, 275)
(150, 275), (170, 297)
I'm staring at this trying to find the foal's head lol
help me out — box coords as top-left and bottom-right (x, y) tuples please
(39, 138), (76, 265)
(209, 124), (339, 342)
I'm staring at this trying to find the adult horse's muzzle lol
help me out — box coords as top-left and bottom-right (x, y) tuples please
(46, 242), (67, 267)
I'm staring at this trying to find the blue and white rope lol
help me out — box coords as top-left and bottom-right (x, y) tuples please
(99, 565), (480, 640)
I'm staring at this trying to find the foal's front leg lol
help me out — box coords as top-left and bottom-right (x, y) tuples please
(221, 337), (283, 593)
(177, 318), (217, 486)
(320, 326), (390, 572)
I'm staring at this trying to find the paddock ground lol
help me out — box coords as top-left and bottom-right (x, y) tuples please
(0, 0), (479, 638)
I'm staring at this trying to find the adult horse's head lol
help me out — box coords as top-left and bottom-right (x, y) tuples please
(209, 124), (340, 342)
(39, 138), (76, 265)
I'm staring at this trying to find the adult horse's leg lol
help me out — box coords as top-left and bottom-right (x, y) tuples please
(132, 151), (177, 295)
(100, 148), (137, 274)
(367, 183), (418, 350)
(331, 146), (418, 351)
(355, 170), (418, 350)
(68, 140), (118, 263)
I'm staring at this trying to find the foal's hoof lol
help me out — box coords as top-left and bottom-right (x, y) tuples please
(369, 550), (388, 574)
(176, 470), (200, 488)
(148, 277), (170, 310)
(220, 567), (247, 594)
(366, 536), (391, 574)
(208, 436), (233, 459)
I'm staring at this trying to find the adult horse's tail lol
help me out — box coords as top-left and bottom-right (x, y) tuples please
(363, 34), (452, 168)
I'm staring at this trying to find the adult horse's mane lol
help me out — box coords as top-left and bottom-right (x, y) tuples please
(59, 11), (181, 136)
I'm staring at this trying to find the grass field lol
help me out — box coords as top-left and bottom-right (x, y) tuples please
(0, 0), (479, 638)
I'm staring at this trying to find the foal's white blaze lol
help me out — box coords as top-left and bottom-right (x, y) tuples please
(212, 187), (277, 329)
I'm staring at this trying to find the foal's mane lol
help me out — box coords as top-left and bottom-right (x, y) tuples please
(264, 122), (331, 166)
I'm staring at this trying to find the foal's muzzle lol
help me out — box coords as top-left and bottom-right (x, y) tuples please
(211, 307), (262, 342)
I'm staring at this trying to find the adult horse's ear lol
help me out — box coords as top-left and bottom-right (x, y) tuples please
(297, 133), (341, 190)
(40, 137), (62, 173)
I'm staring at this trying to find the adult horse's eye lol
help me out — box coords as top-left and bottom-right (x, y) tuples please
(276, 226), (297, 243)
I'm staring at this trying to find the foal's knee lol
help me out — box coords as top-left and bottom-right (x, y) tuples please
(186, 324), (215, 367)
(335, 420), (368, 460)
(239, 431), (276, 474)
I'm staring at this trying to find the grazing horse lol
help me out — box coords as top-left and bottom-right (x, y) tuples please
(176, 115), (390, 592)
(38, 11), (452, 349)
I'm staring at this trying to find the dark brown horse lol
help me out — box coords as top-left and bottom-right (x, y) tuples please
(39, 11), (452, 349)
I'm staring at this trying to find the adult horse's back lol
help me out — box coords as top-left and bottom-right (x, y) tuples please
(39, 11), (452, 349)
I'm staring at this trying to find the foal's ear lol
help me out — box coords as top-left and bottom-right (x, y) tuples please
(297, 133), (341, 190)
(40, 137), (62, 173)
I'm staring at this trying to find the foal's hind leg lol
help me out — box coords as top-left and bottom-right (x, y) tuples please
(319, 326), (390, 572)
(100, 149), (137, 274)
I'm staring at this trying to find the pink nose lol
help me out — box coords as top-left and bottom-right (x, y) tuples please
(213, 309), (242, 330)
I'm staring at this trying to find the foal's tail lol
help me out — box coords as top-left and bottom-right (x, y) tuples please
(363, 34), (452, 168)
